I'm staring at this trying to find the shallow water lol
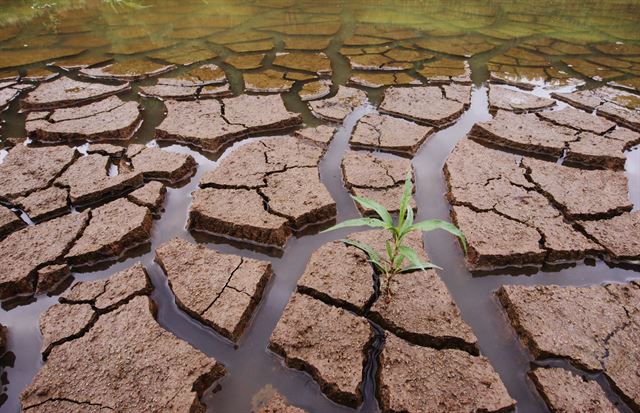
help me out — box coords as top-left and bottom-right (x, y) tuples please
(0, 1), (639, 412)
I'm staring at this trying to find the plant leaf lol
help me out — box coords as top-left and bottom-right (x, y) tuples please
(408, 219), (468, 253)
(351, 195), (393, 228)
(321, 217), (387, 233)
(401, 262), (442, 272)
(385, 240), (393, 262)
(399, 204), (414, 240)
(398, 246), (441, 272)
(340, 239), (382, 263)
(397, 171), (413, 229)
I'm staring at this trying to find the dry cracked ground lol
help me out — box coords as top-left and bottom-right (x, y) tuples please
(0, 6), (639, 413)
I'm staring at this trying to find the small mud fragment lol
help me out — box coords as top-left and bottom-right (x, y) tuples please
(21, 76), (130, 111)
(294, 125), (336, 146)
(269, 293), (373, 408)
(0, 212), (89, 299)
(488, 85), (556, 113)
(26, 96), (142, 143)
(22, 292), (225, 412)
(156, 95), (301, 153)
(35, 264), (70, 295)
(56, 153), (143, 206)
(79, 59), (176, 81)
(155, 238), (271, 341)
(253, 388), (307, 413)
(414, 35), (496, 58)
(87, 143), (126, 158)
(148, 43), (218, 66)
(140, 64), (230, 100)
(299, 79), (331, 101)
(342, 151), (414, 215)
(309, 86), (367, 122)
(127, 181), (166, 213)
(0, 205), (24, 239)
(297, 240), (374, 313)
(350, 112), (433, 156)
(349, 71), (420, 88)
(529, 367), (618, 413)
(522, 157), (632, 220)
(379, 86), (467, 127)
(66, 198), (152, 266)
(224, 54), (265, 70)
(130, 147), (196, 183)
(0, 145), (77, 201)
(377, 332), (515, 413)
(14, 186), (69, 222)
(578, 211), (640, 261)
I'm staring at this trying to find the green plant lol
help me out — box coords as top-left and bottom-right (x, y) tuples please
(322, 172), (466, 301)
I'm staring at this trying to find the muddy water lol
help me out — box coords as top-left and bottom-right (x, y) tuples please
(1, 1), (640, 412)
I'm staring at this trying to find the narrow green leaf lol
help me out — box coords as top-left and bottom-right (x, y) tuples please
(340, 239), (382, 263)
(408, 219), (468, 253)
(392, 251), (406, 272)
(398, 246), (441, 272)
(385, 240), (393, 262)
(397, 171), (413, 229)
(320, 217), (387, 233)
(398, 205), (414, 240)
(401, 262), (442, 272)
(351, 195), (393, 227)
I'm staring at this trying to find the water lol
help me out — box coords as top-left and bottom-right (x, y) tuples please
(0, 1), (639, 412)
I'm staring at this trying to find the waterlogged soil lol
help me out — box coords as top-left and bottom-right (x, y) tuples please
(0, 1), (639, 413)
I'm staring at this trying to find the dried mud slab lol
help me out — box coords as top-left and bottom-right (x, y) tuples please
(379, 86), (467, 127)
(140, 64), (230, 100)
(377, 332), (515, 413)
(87, 143), (126, 158)
(269, 293), (373, 408)
(272, 52), (332, 75)
(349, 72), (420, 88)
(127, 181), (166, 213)
(417, 59), (471, 84)
(488, 85), (556, 113)
(260, 167), (336, 229)
(350, 112), (433, 156)
(56, 153), (143, 206)
(565, 128), (640, 170)
(294, 125), (335, 146)
(22, 295), (226, 412)
(148, 43), (218, 66)
(79, 59), (176, 81)
(0, 212), (88, 299)
(21, 76), (130, 111)
(200, 136), (324, 189)
(578, 211), (640, 260)
(0, 205), (24, 239)
(297, 240), (373, 313)
(155, 238), (271, 341)
(445, 139), (601, 267)
(470, 110), (578, 157)
(189, 187), (291, 246)
(156, 95), (301, 153)
(309, 86), (367, 122)
(498, 282), (640, 409)
(60, 263), (152, 312)
(224, 54), (265, 70)
(414, 35), (497, 58)
(244, 70), (294, 93)
(522, 157), (632, 220)
(0, 145), (77, 201)
(342, 151), (414, 215)
(130, 147), (197, 183)
(537, 107), (616, 135)
(0, 81), (33, 112)
(14, 186), (69, 222)
(529, 367), (618, 413)
(26, 96), (142, 143)
(39, 303), (96, 357)
(66, 198), (152, 265)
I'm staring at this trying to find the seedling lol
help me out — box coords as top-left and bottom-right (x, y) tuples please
(323, 172), (467, 301)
